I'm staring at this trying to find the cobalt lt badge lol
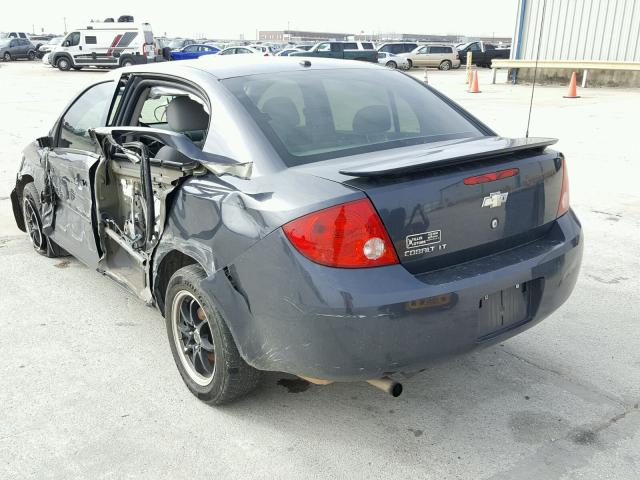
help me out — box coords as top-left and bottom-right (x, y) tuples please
(482, 191), (509, 208)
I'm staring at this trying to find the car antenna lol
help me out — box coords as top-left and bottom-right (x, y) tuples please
(525, 0), (547, 138)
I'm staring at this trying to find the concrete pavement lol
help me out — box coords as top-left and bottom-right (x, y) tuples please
(0, 61), (638, 479)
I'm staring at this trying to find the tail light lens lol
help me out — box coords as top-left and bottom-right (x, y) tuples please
(282, 198), (399, 268)
(556, 157), (570, 217)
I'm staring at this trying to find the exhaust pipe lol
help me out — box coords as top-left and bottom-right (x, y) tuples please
(367, 377), (403, 397)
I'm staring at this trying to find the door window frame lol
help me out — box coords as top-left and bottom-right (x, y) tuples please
(110, 73), (211, 137)
(53, 80), (117, 155)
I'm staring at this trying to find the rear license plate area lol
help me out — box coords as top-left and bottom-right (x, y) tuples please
(477, 280), (539, 340)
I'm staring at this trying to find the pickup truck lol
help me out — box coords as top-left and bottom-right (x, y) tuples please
(290, 41), (378, 62)
(457, 41), (510, 67)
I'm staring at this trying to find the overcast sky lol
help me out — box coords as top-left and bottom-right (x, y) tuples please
(1, 0), (517, 40)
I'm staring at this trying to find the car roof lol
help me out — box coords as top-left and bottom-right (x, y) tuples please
(119, 56), (381, 80)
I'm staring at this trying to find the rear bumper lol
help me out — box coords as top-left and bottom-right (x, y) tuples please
(217, 210), (583, 381)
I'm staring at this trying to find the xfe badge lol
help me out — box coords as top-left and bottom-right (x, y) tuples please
(404, 230), (447, 257)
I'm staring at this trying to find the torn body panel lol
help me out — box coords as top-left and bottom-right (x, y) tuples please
(91, 129), (199, 302)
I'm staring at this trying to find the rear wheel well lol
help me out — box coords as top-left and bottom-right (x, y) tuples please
(153, 250), (199, 314)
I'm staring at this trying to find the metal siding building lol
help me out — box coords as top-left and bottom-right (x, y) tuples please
(512, 0), (640, 62)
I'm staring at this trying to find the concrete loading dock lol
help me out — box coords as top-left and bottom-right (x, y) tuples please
(491, 59), (640, 87)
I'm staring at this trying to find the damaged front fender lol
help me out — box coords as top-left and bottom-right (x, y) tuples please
(10, 188), (25, 232)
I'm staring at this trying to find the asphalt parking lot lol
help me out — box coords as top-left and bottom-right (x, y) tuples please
(1, 61), (639, 479)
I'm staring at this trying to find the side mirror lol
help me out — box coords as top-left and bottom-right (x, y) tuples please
(63, 41), (70, 47)
(37, 136), (53, 148)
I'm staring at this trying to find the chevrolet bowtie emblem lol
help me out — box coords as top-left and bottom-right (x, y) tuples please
(481, 191), (509, 208)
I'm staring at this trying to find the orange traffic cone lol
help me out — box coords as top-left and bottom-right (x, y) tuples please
(469, 70), (481, 93)
(564, 72), (580, 98)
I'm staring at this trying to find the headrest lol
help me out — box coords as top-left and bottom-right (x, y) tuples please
(352, 105), (391, 135)
(166, 96), (209, 132)
(262, 97), (300, 128)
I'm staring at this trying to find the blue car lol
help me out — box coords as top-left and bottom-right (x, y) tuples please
(170, 44), (219, 61)
(11, 57), (582, 404)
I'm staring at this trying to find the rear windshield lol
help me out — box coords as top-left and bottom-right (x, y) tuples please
(222, 69), (483, 166)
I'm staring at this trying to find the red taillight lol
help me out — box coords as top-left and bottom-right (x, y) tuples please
(556, 157), (570, 217)
(282, 198), (399, 268)
(463, 168), (519, 185)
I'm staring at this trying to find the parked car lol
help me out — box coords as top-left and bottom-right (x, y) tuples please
(154, 36), (170, 49)
(400, 44), (460, 70)
(204, 41), (225, 50)
(28, 34), (56, 51)
(167, 38), (197, 50)
(37, 36), (63, 58)
(0, 38), (37, 61)
(0, 31), (30, 39)
(376, 42), (418, 55)
(276, 48), (304, 56)
(290, 41), (378, 62)
(216, 46), (263, 56)
(457, 41), (510, 67)
(248, 44), (275, 56)
(377, 51), (410, 69)
(50, 21), (158, 71)
(11, 56), (581, 405)
(170, 44), (220, 60)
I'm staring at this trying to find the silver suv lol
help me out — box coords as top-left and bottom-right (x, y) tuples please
(400, 44), (460, 70)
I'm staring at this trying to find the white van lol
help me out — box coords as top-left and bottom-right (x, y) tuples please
(50, 21), (158, 71)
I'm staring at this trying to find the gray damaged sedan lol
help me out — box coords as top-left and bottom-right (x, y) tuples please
(11, 57), (583, 404)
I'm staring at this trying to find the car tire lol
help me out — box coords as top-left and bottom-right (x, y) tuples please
(56, 56), (71, 71)
(3, 52), (11, 61)
(72, 66), (82, 71)
(406, 59), (413, 69)
(27, 51), (36, 60)
(120, 58), (134, 68)
(439, 60), (452, 71)
(386, 61), (397, 69)
(165, 264), (262, 405)
(21, 183), (67, 258)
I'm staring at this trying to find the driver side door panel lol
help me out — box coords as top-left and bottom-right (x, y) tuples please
(46, 80), (117, 268)
(47, 150), (100, 267)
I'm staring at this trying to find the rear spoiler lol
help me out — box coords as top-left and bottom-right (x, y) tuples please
(339, 136), (557, 177)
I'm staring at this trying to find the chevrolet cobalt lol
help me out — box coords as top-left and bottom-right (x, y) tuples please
(11, 57), (582, 404)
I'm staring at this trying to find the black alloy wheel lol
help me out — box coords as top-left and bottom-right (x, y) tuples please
(171, 290), (216, 386)
(22, 194), (45, 252)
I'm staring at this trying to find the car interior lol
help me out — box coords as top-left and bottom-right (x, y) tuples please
(134, 86), (210, 150)
(91, 82), (211, 296)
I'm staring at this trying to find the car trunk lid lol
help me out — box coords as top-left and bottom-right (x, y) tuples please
(295, 136), (564, 274)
